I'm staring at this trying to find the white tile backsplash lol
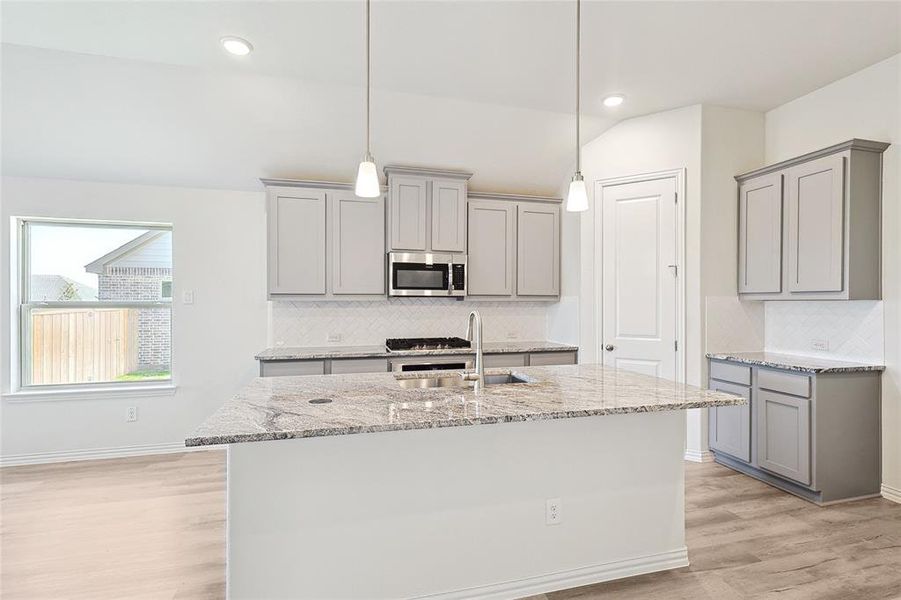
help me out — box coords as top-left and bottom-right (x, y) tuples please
(269, 299), (551, 347)
(705, 296), (765, 354)
(765, 300), (884, 363)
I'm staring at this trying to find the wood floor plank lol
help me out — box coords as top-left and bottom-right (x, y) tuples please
(2, 451), (899, 599)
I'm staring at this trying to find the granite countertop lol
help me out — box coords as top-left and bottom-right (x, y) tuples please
(255, 341), (579, 361)
(186, 363), (744, 446)
(706, 351), (885, 374)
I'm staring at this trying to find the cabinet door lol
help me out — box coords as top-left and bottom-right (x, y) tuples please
(708, 379), (751, 463)
(389, 176), (427, 251)
(757, 389), (811, 485)
(268, 189), (327, 295)
(738, 173), (783, 293)
(517, 204), (560, 296)
(331, 192), (386, 295)
(431, 179), (467, 252)
(467, 200), (515, 296)
(787, 154), (845, 293)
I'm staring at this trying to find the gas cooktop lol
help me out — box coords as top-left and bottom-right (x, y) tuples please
(385, 337), (471, 352)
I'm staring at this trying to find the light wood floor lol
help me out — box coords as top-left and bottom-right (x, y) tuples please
(2, 451), (900, 599)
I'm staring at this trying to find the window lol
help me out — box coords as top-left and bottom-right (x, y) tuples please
(18, 219), (173, 387)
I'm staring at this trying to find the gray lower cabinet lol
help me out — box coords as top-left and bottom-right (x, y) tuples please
(529, 351), (576, 366)
(708, 358), (880, 504)
(264, 181), (387, 300)
(708, 380), (751, 463)
(736, 139), (888, 301)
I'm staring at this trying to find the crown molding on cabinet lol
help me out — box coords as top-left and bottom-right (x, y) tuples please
(468, 191), (562, 204)
(259, 178), (388, 192)
(382, 164), (473, 180)
(735, 138), (890, 182)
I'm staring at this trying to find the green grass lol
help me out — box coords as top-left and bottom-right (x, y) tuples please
(115, 370), (171, 381)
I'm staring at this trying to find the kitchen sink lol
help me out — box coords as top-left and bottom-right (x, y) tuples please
(395, 373), (529, 389)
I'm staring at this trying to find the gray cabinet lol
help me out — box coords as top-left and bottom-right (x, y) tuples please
(467, 199), (515, 296)
(385, 166), (471, 254)
(263, 180), (387, 300)
(708, 379), (751, 463)
(332, 192), (385, 295)
(738, 173), (782, 294)
(431, 179), (467, 252)
(735, 139), (888, 301)
(267, 189), (327, 296)
(517, 204), (560, 297)
(708, 357), (881, 504)
(786, 154), (845, 293)
(757, 389), (811, 485)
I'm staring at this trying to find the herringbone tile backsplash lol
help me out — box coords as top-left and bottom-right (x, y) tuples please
(270, 299), (550, 346)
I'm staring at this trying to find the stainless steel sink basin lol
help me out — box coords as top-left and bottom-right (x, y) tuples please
(396, 373), (529, 389)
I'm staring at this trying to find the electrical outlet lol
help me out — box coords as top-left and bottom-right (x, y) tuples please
(182, 290), (194, 305)
(126, 406), (138, 422)
(506, 331), (518, 340)
(811, 338), (829, 351)
(327, 333), (342, 343)
(546, 498), (562, 525)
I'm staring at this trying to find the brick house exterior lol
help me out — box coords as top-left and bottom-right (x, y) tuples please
(86, 231), (172, 372)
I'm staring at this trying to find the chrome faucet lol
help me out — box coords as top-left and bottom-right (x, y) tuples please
(463, 310), (484, 392)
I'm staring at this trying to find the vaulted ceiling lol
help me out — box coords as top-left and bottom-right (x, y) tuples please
(3, 1), (899, 194)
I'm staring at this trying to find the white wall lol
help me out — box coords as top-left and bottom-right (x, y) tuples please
(0, 177), (268, 462)
(763, 53), (900, 496)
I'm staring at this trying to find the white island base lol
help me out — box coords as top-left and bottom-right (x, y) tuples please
(227, 410), (689, 599)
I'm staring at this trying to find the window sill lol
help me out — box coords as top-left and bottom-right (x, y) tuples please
(2, 383), (177, 403)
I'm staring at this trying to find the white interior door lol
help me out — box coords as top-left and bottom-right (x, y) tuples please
(601, 176), (678, 380)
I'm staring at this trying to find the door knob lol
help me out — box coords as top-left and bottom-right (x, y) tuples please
(605, 344), (615, 352)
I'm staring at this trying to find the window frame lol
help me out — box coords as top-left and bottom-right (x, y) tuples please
(16, 217), (174, 392)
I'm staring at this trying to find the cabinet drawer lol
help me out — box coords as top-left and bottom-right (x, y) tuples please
(330, 358), (388, 374)
(530, 351), (577, 366)
(260, 360), (325, 377)
(709, 361), (752, 386)
(484, 353), (527, 368)
(758, 368), (811, 398)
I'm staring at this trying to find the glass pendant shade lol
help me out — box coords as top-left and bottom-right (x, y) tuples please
(355, 157), (380, 197)
(566, 174), (589, 212)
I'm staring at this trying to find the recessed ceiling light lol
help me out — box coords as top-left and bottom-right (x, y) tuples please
(603, 94), (625, 108)
(221, 36), (253, 56)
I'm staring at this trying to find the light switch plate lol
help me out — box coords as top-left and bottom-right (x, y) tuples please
(811, 338), (829, 351)
(183, 290), (194, 305)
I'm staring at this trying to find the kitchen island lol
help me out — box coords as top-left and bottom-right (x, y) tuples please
(189, 364), (743, 599)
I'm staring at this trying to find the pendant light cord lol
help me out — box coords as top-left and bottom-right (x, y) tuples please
(365, 0), (371, 158)
(575, 0), (581, 174)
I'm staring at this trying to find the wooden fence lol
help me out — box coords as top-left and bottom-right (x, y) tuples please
(30, 308), (138, 385)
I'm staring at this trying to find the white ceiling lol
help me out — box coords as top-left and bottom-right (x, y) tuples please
(2, 1), (899, 193)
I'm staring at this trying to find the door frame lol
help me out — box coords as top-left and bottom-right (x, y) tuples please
(593, 168), (687, 384)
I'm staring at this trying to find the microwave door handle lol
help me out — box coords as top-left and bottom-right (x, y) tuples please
(447, 265), (453, 294)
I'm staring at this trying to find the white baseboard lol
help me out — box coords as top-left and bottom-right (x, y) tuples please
(882, 484), (901, 504)
(0, 441), (217, 468)
(684, 448), (714, 463)
(415, 547), (689, 600)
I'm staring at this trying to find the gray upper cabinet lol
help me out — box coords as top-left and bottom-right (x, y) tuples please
(517, 204), (560, 297)
(384, 166), (471, 253)
(388, 176), (428, 251)
(263, 180), (387, 300)
(331, 192), (385, 295)
(467, 199), (515, 296)
(738, 173), (783, 294)
(431, 179), (467, 252)
(267, 188), (327, 296)
(736, 139), (888, 301)
(786, 154), (845, 293)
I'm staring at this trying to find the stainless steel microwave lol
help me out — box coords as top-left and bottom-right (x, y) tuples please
(388, 252), (466, 297)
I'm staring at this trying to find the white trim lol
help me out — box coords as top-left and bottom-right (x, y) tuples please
(593, 169), (688, 384)
(684, 448), (714, 463)
(3, 383), (176, 403)
(881, 483), (901, 504)
(0, 442), (218, 468)
(413, 547), (689, 600)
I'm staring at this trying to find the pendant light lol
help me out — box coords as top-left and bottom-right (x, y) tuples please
(565, 0), (589, 212)
(355, 0), (380, 197)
